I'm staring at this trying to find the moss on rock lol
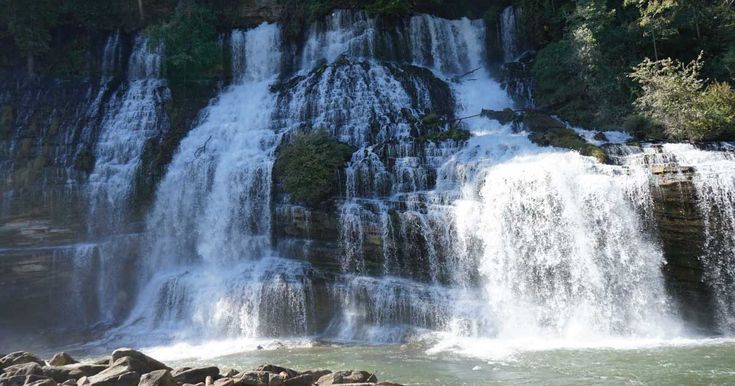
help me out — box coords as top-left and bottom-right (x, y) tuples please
(523, 111), (608, 163)
(273, 131), (355, 208)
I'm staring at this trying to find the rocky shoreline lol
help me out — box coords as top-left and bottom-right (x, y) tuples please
(0, 349), (403, 386)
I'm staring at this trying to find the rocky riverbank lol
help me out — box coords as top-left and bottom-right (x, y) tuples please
(0, 349), (403, 386)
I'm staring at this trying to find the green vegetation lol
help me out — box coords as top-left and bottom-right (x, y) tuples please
(146, 3), (222, 82)
(630, 54), (735, 141)
(273, 131), (355, 208)
(523, 111), (607, 162)
(523, 0), (735, 141)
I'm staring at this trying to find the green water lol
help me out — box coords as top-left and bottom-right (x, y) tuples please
(160, 340), (735, 386)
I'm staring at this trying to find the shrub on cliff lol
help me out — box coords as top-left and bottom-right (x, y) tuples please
(630, 55), (735, 141)
(273, 131), (355, 207)
(146, 3), (221, 82)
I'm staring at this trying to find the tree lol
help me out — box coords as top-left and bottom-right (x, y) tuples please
(629, 54), (735, 141)
(2, 0), (59, 75)
(625, 0), (679, 60)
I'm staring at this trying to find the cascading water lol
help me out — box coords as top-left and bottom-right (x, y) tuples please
(625, 144), (735, 334)
(88, 10), (735, 358)
(121, 23), (316, 342)
(87, 35), (168, 231)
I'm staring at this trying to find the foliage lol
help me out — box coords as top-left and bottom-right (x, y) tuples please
(630, 54), (735, 141)
(273, 131), (355, 207)
(696, 81), (735, 140)
(146, 3), (221, 82)
(365, 0), (415, 17)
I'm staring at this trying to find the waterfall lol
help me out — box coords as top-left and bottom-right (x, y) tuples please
(626, 144), (735, 333)
(87, 35), (168, 231)
(121, 23), (318, 340)
(85, 10), (722, 354)
(499, 6), (522, 63)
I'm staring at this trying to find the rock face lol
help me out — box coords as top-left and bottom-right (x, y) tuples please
(649, 165), (716, 331)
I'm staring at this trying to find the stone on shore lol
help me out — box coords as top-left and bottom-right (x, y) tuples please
(137, 370), (175, 386)
(47, 354), (77, 367)
(315, 371), (377, 385)
(171, 367), (220, 384)
(0, 353), (44, 369)
(42, 364), (107, 382)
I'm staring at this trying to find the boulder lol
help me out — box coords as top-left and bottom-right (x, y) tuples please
(234, 371), (269, 386)
(110, 350), (168, 372)
(172, 367), (220, 384)
(1, 374), (52, 386)
(282, 374), (314, 386)
(61, 380), (76, 386)
(79, 357), (144, 386)
(219, 369), (239, 378)
(25, 377), (57, 386)
(0, 363), (43, 379)
(43, 364), (107, 382)
(315, 371), (377, 386)
(48, 353), (77, 367)
(255, 365), (298, 379)
(301, 370), (331, 380)
(268, 373), (286, 386)
(138, 370), (176, 386)
(0, 352), (43, 369)
(593, 131), (608, 142)
(212, 378), (233, 386)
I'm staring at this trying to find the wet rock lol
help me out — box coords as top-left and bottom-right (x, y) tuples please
(219, 369), (239, 378)
(0, 352), (43, 369)
(172, 367), (220, 384)
(110, 350), (168, 373)
(80, 357), (144, 386)
(0, 363), (43, 379)
(315, 371), (377, 385)
(282, 374), (313, 386)
(254, 365), (298, 379)
(481, 108), (517, 125)
(42, 364), (107, 382)
(138, 370), (175, 386)
(211, 377), (233, 386)
(25, 377), (57, 386)
(268, 373), (286, 386)
(47, 354), (77, 367)
(61, 380), (76, 386)
(593, 131), (608, 142)
(234, 371), (269, 386)
(1, 374), (51, 386)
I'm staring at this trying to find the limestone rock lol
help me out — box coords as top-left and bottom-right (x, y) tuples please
(0, 362), (43, 379)
(315, 371), (377, 385)
(255, 365), (298, 379)
(80, 357), (144, 386)
(25, 377), (57, 386)
(110, 350), (168, 372)
(282, 374), (314, 386)
(48, 353), (77, 367)
(138, 370), (175, 386)
(234, 371), (269, 386)
(219, 369), (239, 378)
(1, 374), (51, 386)
(0, 352), (43, 369)
(172, 367), (220, 384)
(43, 364), (107, 382)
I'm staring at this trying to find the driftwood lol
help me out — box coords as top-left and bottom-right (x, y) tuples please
(452, 67), (481, 82)
(187, 136), (213, 165)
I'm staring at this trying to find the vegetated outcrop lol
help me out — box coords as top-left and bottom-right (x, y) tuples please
(0, 349), (404, 386)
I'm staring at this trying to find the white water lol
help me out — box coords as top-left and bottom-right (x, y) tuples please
(87, 35), (167, 230)
(626, 144), (735, 333)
